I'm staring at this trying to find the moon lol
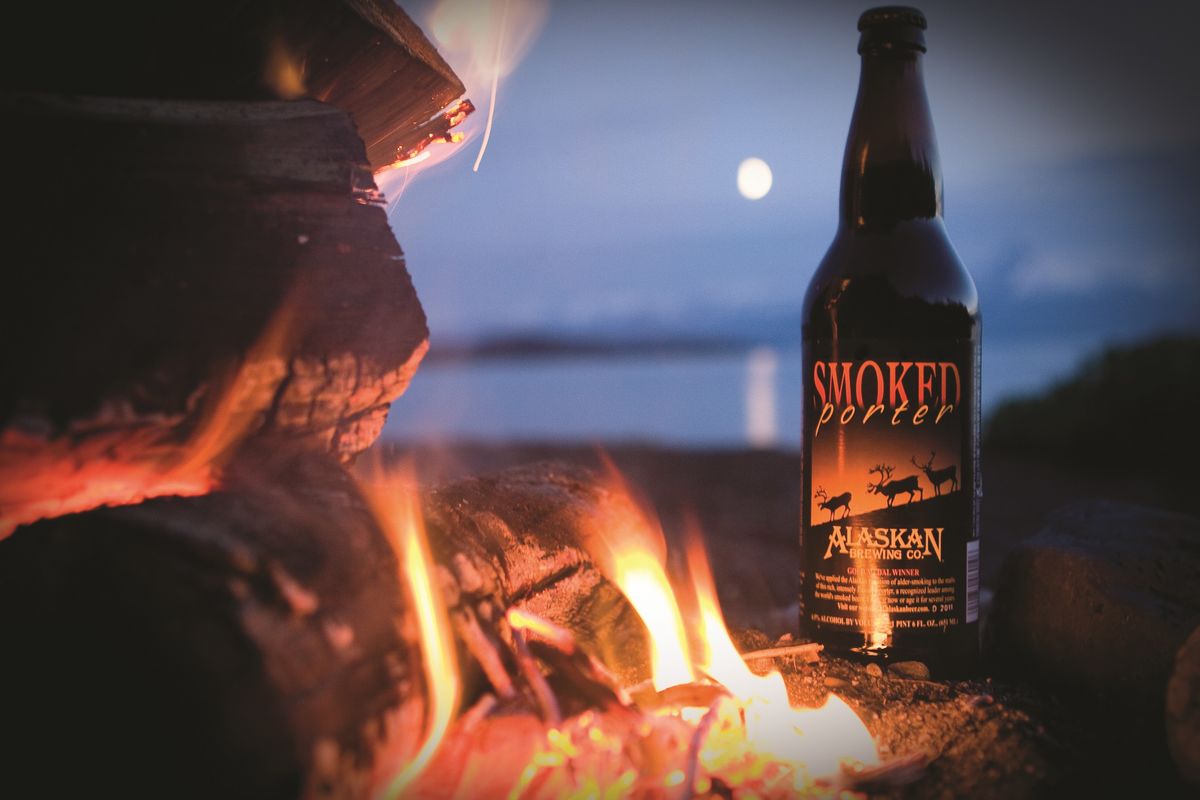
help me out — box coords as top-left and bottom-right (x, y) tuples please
(737, 157), (773, 200)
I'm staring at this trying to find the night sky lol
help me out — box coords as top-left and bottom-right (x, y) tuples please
(386, 0), (1199, 388)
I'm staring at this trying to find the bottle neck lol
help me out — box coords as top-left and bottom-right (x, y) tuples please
(839, 48), (942, 230)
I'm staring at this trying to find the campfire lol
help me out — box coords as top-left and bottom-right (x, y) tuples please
(358, 458), (919, 799)
(4, 2), (1198, 798)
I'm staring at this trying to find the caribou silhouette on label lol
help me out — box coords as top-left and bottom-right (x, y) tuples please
(867, 463), (923, 507)
(911, 451), (958, 496)
(814, 486), (852, 521)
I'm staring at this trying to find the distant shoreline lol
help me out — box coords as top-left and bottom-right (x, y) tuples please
(424, 335), (765, 364)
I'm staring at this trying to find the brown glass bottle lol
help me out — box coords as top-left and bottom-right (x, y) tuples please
(800, 7), (981, 677)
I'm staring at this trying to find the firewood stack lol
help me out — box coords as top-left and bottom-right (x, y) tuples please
(0, 0), (473, 535)
(0, 3), (530, 797)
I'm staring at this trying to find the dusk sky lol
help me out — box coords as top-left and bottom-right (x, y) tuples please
(382, 0), (1200, 442)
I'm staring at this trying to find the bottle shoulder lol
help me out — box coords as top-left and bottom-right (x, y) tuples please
(803, 220), (980, 339)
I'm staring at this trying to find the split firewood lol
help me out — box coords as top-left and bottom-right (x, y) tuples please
(0, 456), (645, 798)
(421, 459), (652, 683)
(3, 0), (468, 170)
(0, 94), (430, 535)
(741, 643), (824, 665)
(0, 449), (419, 800)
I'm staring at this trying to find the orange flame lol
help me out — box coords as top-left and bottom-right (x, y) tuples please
(0, 294), (299, 537)
(684, 518), (877, 788)
(375, 0), (548, 200)
(358, 457), (460, 799)
(374, 453), (881, 798)
(584, 461), (694, 691)
(584, 459), (879, 791)
(426, 0), (548, 171)
(164, 296), (298, 480)
(262, 35), (306, 99)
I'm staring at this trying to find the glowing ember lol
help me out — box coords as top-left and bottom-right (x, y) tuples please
(579, 469), (880, 794)
(374, 0), (547, 205)
(388, 99), (475, 169)
(426, 0), (549, 172)
(389, 456), (886, 798)
(262, 35), (306, 99)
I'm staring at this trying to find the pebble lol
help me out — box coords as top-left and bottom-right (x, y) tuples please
(967, 693), (995, 708)
(890, 660), (932, 680)
(865, 663), (884, 678)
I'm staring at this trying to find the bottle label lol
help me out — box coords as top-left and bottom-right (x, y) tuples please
(801, 338), (979, 647)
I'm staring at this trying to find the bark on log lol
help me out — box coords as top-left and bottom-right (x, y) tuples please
(422, 460), (649, 683)
(3, 0), (466, 170)
(986, 501), (1200, 776)
(0, 457), (640, 797)
(0, 94), (428, 535)
(0, 450), (418, 800)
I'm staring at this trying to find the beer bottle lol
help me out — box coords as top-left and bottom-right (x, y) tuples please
(800, 6), (981, 676)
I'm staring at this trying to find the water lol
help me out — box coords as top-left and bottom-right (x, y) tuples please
(383, 341), (1086, 447)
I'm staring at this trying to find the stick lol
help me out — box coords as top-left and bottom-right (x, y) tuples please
(509, 608), (631, 709)
(844, 751), (931, 790)
(457, 693), (499, 733)
(512, 628), (563, 725)
(740, 643), (824, 663)
(683, 697), (729, 798)
(456, 606), (516, 699)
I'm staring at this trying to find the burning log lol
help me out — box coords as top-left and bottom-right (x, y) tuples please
(421, 459), (650, 681)
(0, 94), (429, 535)
(3, 0), (468, 170)
(0, 450), (417, 799)
(0, 457), (644, 797)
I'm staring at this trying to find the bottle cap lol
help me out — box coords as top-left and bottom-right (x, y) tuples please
(858, 6), (927, 53)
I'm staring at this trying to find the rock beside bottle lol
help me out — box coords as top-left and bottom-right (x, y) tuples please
(986, 501), (1200, 784)
(889, 660), (931, 681)
(1168, 626), (1200, 785)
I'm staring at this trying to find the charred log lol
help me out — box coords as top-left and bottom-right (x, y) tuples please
(0, 94), (429, 534)
(421, 460), (649, 683)
(2, 0), (466, 170)
(0, 451), (417, 800)
(0, 457), (641, 797)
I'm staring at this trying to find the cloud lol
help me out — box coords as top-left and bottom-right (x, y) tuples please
(1008, 245), (1192, 296)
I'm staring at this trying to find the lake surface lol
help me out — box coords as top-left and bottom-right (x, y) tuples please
(383, 341), (1086, 447)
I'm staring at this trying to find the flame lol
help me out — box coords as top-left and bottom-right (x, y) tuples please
(164, 296), (298, 480)
(584, 463), (694, 691)
(684, 515), (775, 700)
(378, 453), (881, 798)
(262, 35), (306, 99)
(358, 457), (460, 799)
(684, 516), (878, 789)
(582, 460), (879, 793)
(387, 100), (474, 170)
(375, 0), (548, 198)
(426, 0), (549, 170)
(0, 295), (300, 537)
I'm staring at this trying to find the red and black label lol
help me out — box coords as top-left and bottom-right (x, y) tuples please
(801, 338), (980, 648)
